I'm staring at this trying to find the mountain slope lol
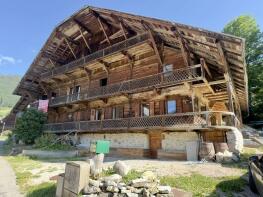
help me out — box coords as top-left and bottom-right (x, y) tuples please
(0, 75), (20, 108)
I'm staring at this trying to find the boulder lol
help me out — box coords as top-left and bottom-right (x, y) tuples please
(215, 152), (224, 162)
(120, 189), (132, 194)
(142, 188), (150, 197)
(82, 194), (98, 197)
(156, 194), (174, 197)
(104, 180), (118, 187)
(126, 193), (139, 197)
(130, 178), (149, 188)
(222, 150), (233, 162)
(83, 185), (101, 194)
(106, 186), (119, 193)
(141, 171), (157, 182)
(113, 160), (130, 176)
(98, 193), (113, 197)
(117, 182), (126, 190)
(104, 174), (122, 183)
(157, 186), (172, 194)
(89, 179), (101, 188)
(226, 128), (243, 154)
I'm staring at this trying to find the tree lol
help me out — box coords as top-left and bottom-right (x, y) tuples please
(13, 108), (47, 144)
(223, 15), (263, 121)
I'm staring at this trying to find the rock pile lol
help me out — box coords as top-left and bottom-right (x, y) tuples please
(82, 171), (173, 197)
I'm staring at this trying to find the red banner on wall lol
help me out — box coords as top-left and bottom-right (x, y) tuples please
(38, 100), (49, 113)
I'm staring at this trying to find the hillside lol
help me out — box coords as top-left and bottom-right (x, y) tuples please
(0, 75), (21, 117)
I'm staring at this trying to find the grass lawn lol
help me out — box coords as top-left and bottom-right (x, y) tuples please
(160, 174), (246, 196)
(6, 156), (56, 197)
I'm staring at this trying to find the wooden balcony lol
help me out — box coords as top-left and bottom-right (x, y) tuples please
(49, 64), (203, 107)
(41, 33), (150, 80)
(43, 111), (238, 133)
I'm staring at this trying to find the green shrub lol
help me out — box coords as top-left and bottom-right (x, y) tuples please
(34, 134), (74, 151)
(13, 108), (47, 144)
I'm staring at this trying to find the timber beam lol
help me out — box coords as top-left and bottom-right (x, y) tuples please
(97, 60), (110, 74)
(171, 26), (191, 67)
(73, 18), (93, 36)
(65, 38), (77, 59)
(202, 78), (215, 94)
(193, 79), (226, 88)
(91, 11), (111, 45)
(148, 30), (163, 66)
(200, 58), (212, 78)
(217, 41), (241, 115)
(75, 23), (91, 52)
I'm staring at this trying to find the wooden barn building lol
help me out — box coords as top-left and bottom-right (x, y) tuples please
(6, 6), (248, 159)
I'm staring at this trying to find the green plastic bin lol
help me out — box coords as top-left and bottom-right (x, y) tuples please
(96, 140), (110, 154)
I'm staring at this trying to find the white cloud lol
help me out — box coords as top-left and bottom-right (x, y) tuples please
(0, 54), (22, 66)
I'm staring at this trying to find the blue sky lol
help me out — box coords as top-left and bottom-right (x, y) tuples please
(0, 0), (262, 75)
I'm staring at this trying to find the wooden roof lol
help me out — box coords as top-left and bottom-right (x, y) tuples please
(13, 6), (248, 112)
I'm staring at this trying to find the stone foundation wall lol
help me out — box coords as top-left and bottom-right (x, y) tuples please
(79, 133), (149, 149)
(162, 132), (199, 151)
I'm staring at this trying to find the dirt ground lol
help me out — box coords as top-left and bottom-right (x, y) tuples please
(28, 156), (245, 185)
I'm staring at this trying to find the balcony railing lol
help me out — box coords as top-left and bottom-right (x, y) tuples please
(49, 64), (203, 107)
(43, 111), (237, 133)
(41, 33), (150, 79)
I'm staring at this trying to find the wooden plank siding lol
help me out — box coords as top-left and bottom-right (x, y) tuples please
(47, 96), (193, 123)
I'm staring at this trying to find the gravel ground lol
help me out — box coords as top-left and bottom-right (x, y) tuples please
(103, 156), (244, 177)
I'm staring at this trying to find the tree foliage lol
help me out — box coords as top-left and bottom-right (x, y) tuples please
(13, 108), (47, 144)
(223, 15), (263, 120)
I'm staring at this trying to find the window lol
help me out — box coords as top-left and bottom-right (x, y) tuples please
(100, 78), (108, 87)
(51, 92), (56, 98)
(112, 106), (124, 119)
(42, 95), (48, 100)
(75, 86), (81, 94)
(141, 103), (150, 117)
(166, 100), (176, 114)
(68, 87), (74, 95)
(163, 64), (173, 75)
(95, 109), (102, 120)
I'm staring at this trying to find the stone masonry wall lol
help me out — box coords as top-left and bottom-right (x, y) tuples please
(80, 133), (149, 149)
(162, 132), (199, 151)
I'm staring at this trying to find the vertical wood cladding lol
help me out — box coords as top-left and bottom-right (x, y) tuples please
(201, 130), (226, 143)
(46, 50), (193, 123)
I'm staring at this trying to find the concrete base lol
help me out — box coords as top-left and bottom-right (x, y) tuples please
(22, 149), (78, 158)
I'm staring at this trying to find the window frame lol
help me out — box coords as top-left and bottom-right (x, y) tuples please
(112, 105), (124, 119)
(100, 78), (108, 87)
(141, 103), (150, 117)
(166, 99), (177, 114)
(95, 109), (103, 120)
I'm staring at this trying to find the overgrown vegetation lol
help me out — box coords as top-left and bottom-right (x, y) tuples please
(13, 108), (47, 144)
(34, 134), (75, 151)
(223, 15), (263, 121)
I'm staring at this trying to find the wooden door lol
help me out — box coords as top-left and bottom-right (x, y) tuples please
(149, 132), (162, 158)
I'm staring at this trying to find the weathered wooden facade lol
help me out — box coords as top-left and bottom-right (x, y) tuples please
(8, 6), (248, 159)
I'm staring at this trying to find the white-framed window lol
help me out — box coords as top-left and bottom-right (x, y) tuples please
(166, 100), (176, 114)
(112, 106), (124, 119)
(95, 109), (102, 120)
(141, 103), (150, 117)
